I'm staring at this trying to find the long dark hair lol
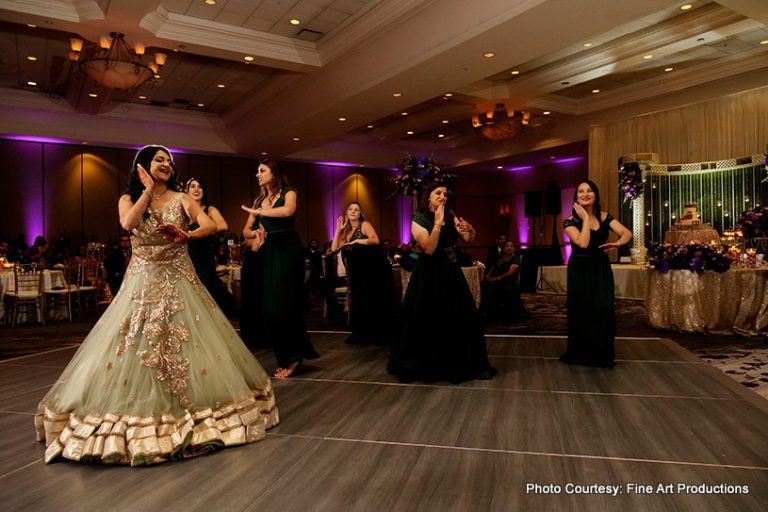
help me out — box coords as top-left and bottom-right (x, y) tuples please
(571, 179), (602, 220)
(254, 159), (292, 207)
(124, 145), (179, 203)
(418, 182), (455, 222)
(184, 176), (209, 206)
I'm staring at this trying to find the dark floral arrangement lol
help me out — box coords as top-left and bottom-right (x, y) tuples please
(738, 205), (768, 239)
(618, 161), (643, 202)
(388, 154), (453, 199)
(763, 153), (768, 183)
(647, 242), (731, 273)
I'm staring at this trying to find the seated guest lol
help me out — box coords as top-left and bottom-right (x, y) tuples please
(485, 231), (508, 269)
(28, 236), (48, 264)
(482, 240), (529, 323)
(0, 236), (9, 260)
(400, 239), (421, 271)
(305, 238), (323, 300)
(381, 238), (396, 264)
(8, 233), (29, 263)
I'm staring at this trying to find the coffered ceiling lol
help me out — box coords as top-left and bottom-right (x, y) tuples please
(0, 0), (765, 170)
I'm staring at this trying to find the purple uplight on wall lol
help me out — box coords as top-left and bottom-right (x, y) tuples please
(514, 196), (528, 245)
(3, 134), (71, 145)
(506, 165), (534, 172)
(552, 156), (584, 165)
(399, 196), (412, 244)
(314, 160), (360, 168)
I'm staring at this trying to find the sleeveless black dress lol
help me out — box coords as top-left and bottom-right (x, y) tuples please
(342, 224), (396, 345)
(560, 213), (616, 367)
(388, 212), (495, 383)
(188, 205), (233, 314)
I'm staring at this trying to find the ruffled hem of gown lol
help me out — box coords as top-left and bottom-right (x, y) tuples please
(35, 387), (279, 467)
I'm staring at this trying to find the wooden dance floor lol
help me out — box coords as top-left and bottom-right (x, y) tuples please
(1, 333), (767, 511)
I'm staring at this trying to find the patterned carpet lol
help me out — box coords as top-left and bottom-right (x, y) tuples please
(2, 294), (766, 398)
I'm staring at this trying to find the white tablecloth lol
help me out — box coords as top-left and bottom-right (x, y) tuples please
(395, 264), (484, 308)
(536, 264), (648, 300)
(0, 269), (67, 321)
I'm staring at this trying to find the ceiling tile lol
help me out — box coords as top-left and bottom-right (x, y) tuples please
(316, 7), (349, 24)
(222, 0), (261, 16)
(214, 11), (248, 26)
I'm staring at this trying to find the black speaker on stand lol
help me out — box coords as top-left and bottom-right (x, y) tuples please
(524, 191), (543, 246)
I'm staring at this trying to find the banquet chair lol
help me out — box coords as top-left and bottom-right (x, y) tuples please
(43, 264), (77, 322)
(79, 259), (101, 313)
(5, 264), (44, 327)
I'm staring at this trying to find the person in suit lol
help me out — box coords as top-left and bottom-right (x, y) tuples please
(485, 231), (508, 269)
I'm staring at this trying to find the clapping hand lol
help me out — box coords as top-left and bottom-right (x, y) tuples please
(335, 216), (348, 232)
(137, 164), (155, 194)
(158, 224), (189, 244)
(434, 203), (445, 227)
(456, 217), (473, 234)
(251, 226), (267, 251)
(573, 203), (589, 221)
(241, 204), (261, 216)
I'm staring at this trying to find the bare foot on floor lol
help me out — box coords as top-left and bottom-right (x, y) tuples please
(273, 361), (300, 379)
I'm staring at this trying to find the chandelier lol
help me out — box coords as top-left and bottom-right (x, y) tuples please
(68, 33), (166, 90)
(471, 103), (530, 141)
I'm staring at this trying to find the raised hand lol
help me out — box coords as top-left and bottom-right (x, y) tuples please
(241, 204), (261, 216)
(137, 164), (155, 194)
(434, 203), (445, 227)
(573, 203), (589, 221)
(336, 215), (347, 232)
(456, 216), (473, 233)
(157, 224), (189, 244)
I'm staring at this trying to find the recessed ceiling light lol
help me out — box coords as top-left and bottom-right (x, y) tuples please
(441, 120), (449, 124)
(543, 111), (551, 115)
(643, 54), (653, 60)
(401, 112), (408, 116)
(438, 134), (445, 138)
(367, 125), (374, 128)
(261, 152), (268, 155)
(406, 131), (414, 135)
(592, 89), (600, 93)
(217, 83), (225, 88)
(292, 137), (300, 141)
(582, 42), (593, 47)
(664, 67), (674, 72)
(392, 92), (402, 97)
(338, 117), (347, 122)
(760, 40), (768, 45)
(26, 81), (37, 86)
(510, 70), (520, 75)
(197, 103), (204, 107)
(444, 92), (453, 97)
(205, 0), (217, 5)
(680, 4), (692, 10)
(483, 52), (496, 58)
(138, 95), (147, 99)
(154, 74), (160, 79)
(289, 19), (301, 25)
(26, 56), (38, 61)
(27, 24), (36, 28)
(497, 165), (503, 169)
(81, 141), (88, 145)
(244, 55), (254, 62)
(549, 156), (556, 159)
(88, 93), (98, 98)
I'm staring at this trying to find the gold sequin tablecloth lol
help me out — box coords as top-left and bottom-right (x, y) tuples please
(663, 228), (720, 245)
(645, 268), (768, 336)
(395, 265), (483, 308)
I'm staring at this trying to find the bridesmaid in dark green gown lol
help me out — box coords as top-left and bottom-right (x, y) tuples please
(561, 179), (632, 367)
(241, 160), (318, 378)
(184, 177), (233, 314)
(388, 182), (495, 383)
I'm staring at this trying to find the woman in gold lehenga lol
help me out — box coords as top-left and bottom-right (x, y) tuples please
(35, 145), (278, 466)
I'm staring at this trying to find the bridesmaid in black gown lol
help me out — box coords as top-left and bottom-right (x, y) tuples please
(331, 202), (396, 345)
(388, 182), (495, 383)
(560, 179), (632, 367)
(184, 177), (233, 314)
(241, 160), (319, 378)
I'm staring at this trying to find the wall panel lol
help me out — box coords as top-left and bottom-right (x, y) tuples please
(43, 145), (82, 242)
(83, 147), (120, 240)
(0, 140), (43, 241)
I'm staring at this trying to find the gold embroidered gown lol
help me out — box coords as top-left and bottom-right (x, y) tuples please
(35, 195), (278, 466)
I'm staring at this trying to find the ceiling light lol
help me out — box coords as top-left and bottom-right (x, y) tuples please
(543, 111), (551, 115)
(67, 32), (166, 90)
(26, 56), (38, 61)
(138, 95), (147, 99)
(643, 54), (653, 60)
(438, 134), (445, 138)
(582, 42), (593, 47)
(472, 103), (531, 141)
(27, 24), (36, 28)
(497, 166), (503, 169)
(205, 0), (216, 5)
(664, 67), (674, 72)
(244, 55), (254, 62)
(338, 117), (347, 121)
(592, 89), (600, 93)
(292, 137), (300, 141)
(444, 92), (453, 97)
(392, 92), (402, 97)
(401, 112), (408, 116)
(217, 83), (225, 88)
(510, 70), (520, 75)
(550, 156), (556, 160)
(81, 141), (88, 145)
(197, 103), (204, 107)
(367, 125), (374, 128)
(261, 152), (268, 155)
(406, 131), (414, 135)
(483, 52), (496, 58)
(760, 40), (768, 45)
(88, 93), (98, 98)
(680, 4), (692, 10)
(289, 19), (301, 25)
(26, 81), (37, 86)
(441, 120), (449, 124)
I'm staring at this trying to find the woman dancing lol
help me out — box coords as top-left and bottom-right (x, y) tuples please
(388, 182), (495, 383)
(35, 145), (278, 466)
(241, 159), (319, 378)
(331, 202), (396, 345)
